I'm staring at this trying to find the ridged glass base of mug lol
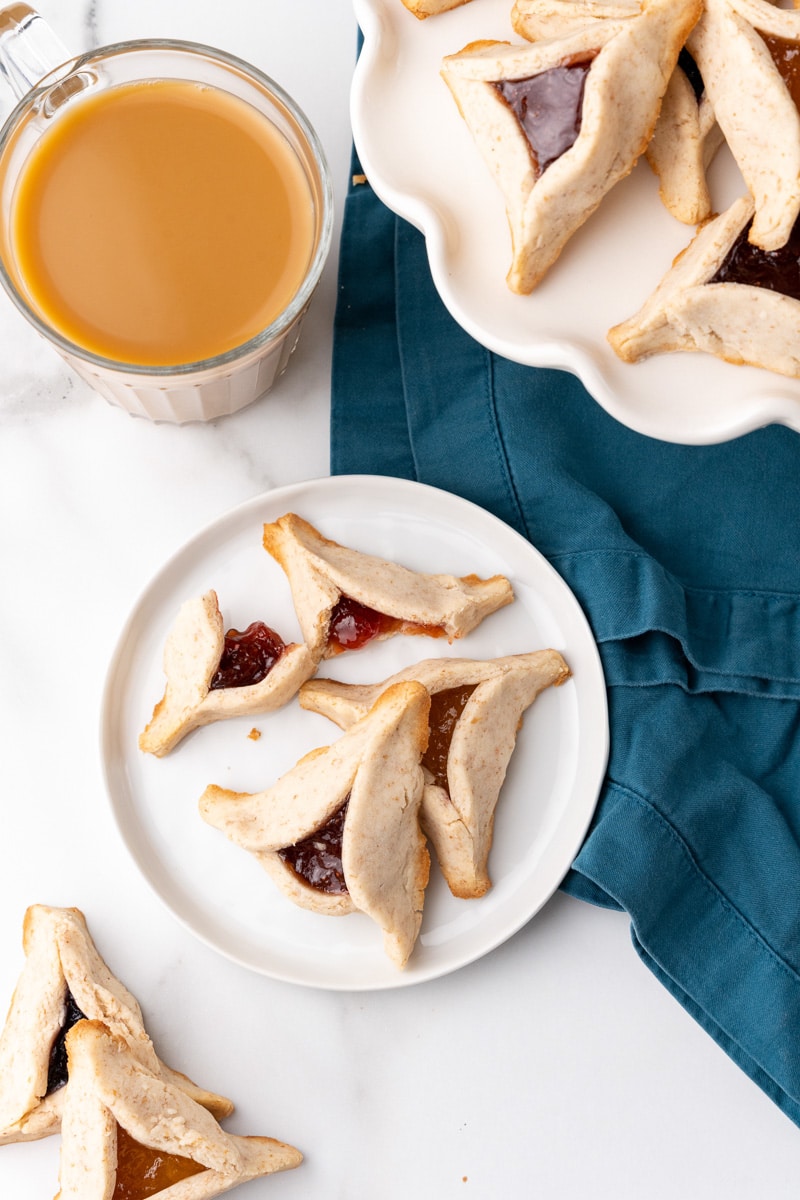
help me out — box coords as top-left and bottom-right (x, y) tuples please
(59, 311), (306, 424)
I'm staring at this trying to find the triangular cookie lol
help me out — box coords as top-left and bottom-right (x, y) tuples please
(510, 0), (722, 225)
(300, 650), (570, 899)
(0, 905), (232, 1145)
(200, 682), (431, 968)
(56, 1020), (301, 1199)
(139, 590), (316, 756)
(608, 194), (800, 377)
(688, 0), (800, 251)
(261, 513), (513, 663)
(440, 0), (702, 292)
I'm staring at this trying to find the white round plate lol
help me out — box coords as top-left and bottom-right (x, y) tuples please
(101, 475), (608, 990)
(350, 0), (800, 445)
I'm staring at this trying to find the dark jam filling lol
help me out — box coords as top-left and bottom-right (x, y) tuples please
(279, 800), (349, 894)
(494, 55), (596, 177)
(423, 685), (477, 792)
(113, 1122), (205, 1199)
(326, 595), (445, 654)
(761, 32), (800, 109)
(46, 991), (86, 1094)
(209, 621), (285, 690)
(678, 48), (704, 101)
(710, 217), (800, 299)
(327, 595), (398, 652)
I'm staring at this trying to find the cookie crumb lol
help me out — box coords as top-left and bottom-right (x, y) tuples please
(352, 172), (368, 186)
(248, 727), (262, 741)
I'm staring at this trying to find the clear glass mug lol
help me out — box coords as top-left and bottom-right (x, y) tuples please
(0, 6), (333, 423)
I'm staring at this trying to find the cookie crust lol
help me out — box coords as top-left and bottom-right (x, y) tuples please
(57, 1021), (301, 1200)
(0, 906), (232, 1145)
(139, 590), (315, 757)
(262, 513), (514, 661)
(200, 682), (432, 968)
(441, 0), (702, 292)
(300, 650), (570, 898)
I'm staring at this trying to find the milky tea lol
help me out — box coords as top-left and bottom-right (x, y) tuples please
(7, 77), (316, 366)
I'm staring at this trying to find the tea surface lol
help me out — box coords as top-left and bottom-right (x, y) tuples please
(11, 78), (315, 365)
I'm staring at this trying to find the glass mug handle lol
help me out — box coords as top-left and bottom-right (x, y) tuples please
(0, 4), (69, 101)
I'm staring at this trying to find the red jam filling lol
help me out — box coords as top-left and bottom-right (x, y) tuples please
(326, 595), (396, 651)
(494, 54), (596, 177)
(113, 1123), (205, 1199)
(209, 620), (285, 690)
(279, 800), (349, 894)
(326, 595), (445, 653)
(423, 685), (476, 792)
(46, 990), (85, 1095)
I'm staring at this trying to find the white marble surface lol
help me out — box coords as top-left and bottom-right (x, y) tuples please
(0, 2), (799, 1197)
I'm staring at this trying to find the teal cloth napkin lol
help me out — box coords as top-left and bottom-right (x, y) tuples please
(331, 145), (800, 1125)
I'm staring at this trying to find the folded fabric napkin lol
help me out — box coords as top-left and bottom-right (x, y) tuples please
(331, 142), (800, 1125)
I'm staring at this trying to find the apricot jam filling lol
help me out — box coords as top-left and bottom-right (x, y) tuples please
(423, 685), (477, 792)
(760, 32), (800, 109)
(46, 990), (86, 1095)
(209, 620), (285, 690)
(113, 1122), (205, 1199)
(494, 54), (596, 177)
(279, 799), (350, 894)
(326, 595), (443, 653)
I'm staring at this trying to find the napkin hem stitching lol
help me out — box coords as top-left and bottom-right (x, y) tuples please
(609, 781), (800, 986)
